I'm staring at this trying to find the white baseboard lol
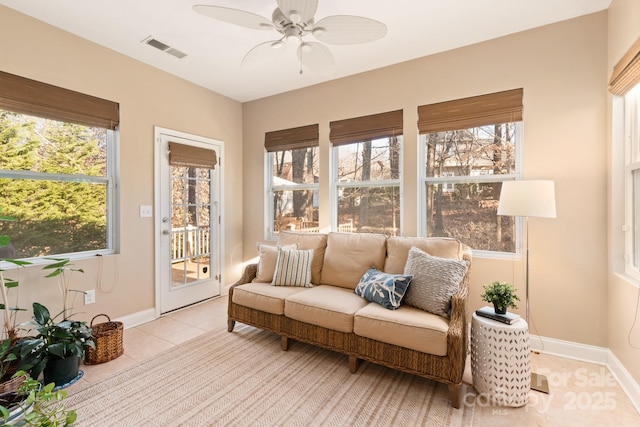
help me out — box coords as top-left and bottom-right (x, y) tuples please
(114, 308), (157, 329)
(530, 334), (609, 364)
(530, 333), (640, 413)
(606, 350), (640, 414)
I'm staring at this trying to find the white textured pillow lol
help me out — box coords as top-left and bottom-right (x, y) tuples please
(253, 243), (297, 283)
(272, 248), (314, 287)
(403, 246), (469, 318)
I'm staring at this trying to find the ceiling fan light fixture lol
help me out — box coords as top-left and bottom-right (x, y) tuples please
(284, 27), (300, 42)
(195, 1), (386, 74)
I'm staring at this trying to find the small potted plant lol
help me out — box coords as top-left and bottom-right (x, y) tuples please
(480, 281), (520, 314)
(15, 303), (94, 387)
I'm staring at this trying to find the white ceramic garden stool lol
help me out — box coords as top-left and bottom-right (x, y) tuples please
(471, 312), (531, 407)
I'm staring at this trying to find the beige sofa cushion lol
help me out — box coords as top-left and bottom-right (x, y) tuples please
(277, 231), (328, 285)
(384, 236), (464, 274)
(232, 282), (308, 315)
(354, 303), (449, 356)
(284, 285), (369, 333)
(320, 232), (387, 289)
(253, 243), (297, 283)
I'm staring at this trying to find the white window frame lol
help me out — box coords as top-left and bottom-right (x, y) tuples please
(330, 137), (404, 234)
(265, 150), (319, 241)
(624, 85), (640, 282)
(0, 124), (119, 264)
(418, 123), (523, 258)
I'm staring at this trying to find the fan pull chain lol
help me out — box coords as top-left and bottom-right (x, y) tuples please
(299, 49), (303, 74)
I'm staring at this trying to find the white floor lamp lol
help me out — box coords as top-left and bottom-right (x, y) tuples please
(497, 180), (556, 393)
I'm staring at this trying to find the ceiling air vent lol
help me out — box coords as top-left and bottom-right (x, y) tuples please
(142, 36), (187, 59)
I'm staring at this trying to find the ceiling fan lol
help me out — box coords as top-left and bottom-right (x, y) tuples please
(193, 0), (387, 74)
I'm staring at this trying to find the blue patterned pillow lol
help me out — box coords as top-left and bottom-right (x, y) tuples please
(354, 267), (413, 310)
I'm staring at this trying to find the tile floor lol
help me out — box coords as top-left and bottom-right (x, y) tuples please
(67, 296), (229, 392)
(67, 296), (640, 425)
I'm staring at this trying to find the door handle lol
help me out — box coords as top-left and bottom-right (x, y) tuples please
(162, 230), (170, 235)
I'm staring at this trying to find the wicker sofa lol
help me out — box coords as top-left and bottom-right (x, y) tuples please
(227, 231), (472, 408)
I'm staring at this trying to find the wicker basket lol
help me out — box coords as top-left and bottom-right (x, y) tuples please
(84, 314), (124, 365)
(0, 374), (26, 395)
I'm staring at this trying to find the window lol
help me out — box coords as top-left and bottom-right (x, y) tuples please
(418, 89), (523, 254)
(330, 110), (402, 236)
(625, 85), (640, 279)
(0, 71), (119, 259)
(610, 36), (640, 281)
(265, 124), (319, 239)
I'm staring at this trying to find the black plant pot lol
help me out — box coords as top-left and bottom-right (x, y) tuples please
(493, 303), (507, 315)
(43, 355), (80, 386)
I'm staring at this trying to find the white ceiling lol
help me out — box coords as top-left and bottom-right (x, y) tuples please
(0, 0), (611, 103)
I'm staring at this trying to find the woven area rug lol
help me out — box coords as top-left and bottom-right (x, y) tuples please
(68, 324), (474, 426)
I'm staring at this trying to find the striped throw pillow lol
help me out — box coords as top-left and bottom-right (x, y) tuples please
(272, 248), (314, 287)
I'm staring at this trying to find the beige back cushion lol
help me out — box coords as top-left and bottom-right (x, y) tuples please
(277, 231), (328, 285)
(253, 243), (296, 283)
(320, 232), (387, 289)
(384, 236), (464, 274)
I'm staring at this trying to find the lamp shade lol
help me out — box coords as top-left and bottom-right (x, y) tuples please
(497, 180), (557, 218)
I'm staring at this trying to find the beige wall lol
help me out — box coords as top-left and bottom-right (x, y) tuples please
(243, 13), (609, 346)
(2, 3), (629, 378)
(0, 6), (244, 322)
(607, 0), (640, 384)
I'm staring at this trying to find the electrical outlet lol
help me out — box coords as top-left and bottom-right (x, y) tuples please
(85, 289), (96, 305)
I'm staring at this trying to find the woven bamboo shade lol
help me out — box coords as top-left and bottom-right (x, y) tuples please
(265, 124), (319, 152)
(169, 142), (217, 169)
(418, 89), (523, 134)
(0, 71), (119, 129)
(609, 36), (640, 96)
(330, 110), (403, 146)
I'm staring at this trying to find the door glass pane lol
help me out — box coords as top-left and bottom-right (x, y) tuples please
(171, 165), (212, 287)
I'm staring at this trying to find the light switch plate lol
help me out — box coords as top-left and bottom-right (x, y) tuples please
(140, 205), (153, 218)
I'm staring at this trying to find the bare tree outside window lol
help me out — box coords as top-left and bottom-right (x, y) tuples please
(424, 123), (518, 252)
(335, 136), (402, 236)
(269, 147), (319, 235)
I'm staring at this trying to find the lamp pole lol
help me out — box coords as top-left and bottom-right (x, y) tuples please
(525, 215), (530, 324)
(497, 180), (556, 394)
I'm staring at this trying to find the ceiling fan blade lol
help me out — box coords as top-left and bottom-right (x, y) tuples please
(193, 5), (273, 30)
(241, 40), (287, 70)
(276, 0), (318, 24)
(297, 41), (335, 74)
(313, 15), (387, 45)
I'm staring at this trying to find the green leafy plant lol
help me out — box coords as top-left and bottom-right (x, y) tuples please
(16, 303), (94, 381)
(41, 259), (85, 320)
(1, 212), (30, 381)
(0, 259), (31, 344)
(0, 338), (18, 381)
(480, 281), (520, 313)
(0, 371), (77, 426)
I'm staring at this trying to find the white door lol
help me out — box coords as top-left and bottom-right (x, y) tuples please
(155, 127), (223, 314)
